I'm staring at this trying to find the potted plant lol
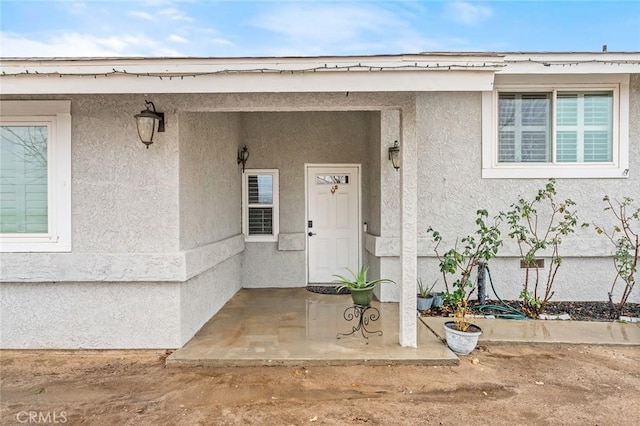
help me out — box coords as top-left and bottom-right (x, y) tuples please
(333, 265), (395, 307)
(417, 278), (437, 311)
(427, 209), (502, 354)
(443, 299), (483, 355)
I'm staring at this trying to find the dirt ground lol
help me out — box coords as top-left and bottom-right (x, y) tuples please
(1, 344), (639, 426)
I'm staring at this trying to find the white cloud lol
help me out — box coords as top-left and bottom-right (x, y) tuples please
(209, 38), (233, 46)
(248, 3), (476, 56)
(70, 2), (87, 15)
(252, 4), (403, 45)
(128, 11), (154, 21)
(168, 34), (188, 43)
(0, 32), (182, 57)
(443, 2), (492, 25)
(159, 7), (194, 22)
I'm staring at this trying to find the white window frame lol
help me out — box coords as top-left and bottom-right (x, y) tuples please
(482, 75), (630, 179)
(242, 169), (279, 242)
(0, 101), (71, 252)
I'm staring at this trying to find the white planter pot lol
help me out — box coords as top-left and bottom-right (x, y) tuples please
(417, 296), (434, 311)
(443, 321), (482, 355)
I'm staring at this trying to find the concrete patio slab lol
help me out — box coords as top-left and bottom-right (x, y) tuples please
(167, 288), (458, 367)
(421, 317), (640, 346)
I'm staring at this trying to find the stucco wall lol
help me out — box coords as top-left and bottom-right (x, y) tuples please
(375, 110), (402, 302)
(72, 95), (180, 253)
(179, 255), (242, 344)
(177, 111), (244, 343)
(0, 92), (413, 348)
(179, 112), (241, 249)
(0, 281), (181, 349)
(239, 111), (376, 287)
(411, 77), (640, 303)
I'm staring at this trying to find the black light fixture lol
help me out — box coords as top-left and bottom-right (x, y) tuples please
(134, 100), (165, 148)
(388, 140), (400, 170)
(237, 145), (249, 172)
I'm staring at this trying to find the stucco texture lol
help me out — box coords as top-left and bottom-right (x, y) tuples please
(412, 80), (640, 303)
(71, 96), (180, 253)
(179, 112), (241, 250)
(0, 281), (181, 349)
(239, 111), (378, 287)
(1, 77), (637, 349)
(1, 91), (413, 348)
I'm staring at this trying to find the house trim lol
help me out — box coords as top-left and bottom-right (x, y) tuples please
(0, 55), (504, 95)
(481, 74), (630, 179)
(0, 234), (244, 282)
(0, 100), (72, 252)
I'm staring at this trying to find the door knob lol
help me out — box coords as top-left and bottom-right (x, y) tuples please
(308, 232), (316, 236)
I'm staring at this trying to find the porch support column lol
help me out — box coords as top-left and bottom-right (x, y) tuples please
(399, 105), (417, 347)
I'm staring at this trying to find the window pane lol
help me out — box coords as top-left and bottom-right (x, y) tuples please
(0, 126), (48, 233)
(316, 175), (349, 184)
(557, 131), (577, 162)
(498, 93), (550, 163)
(584, 94), (612, 126)
(584, 131), (612, 162)
(248, 207), (273, 235)
(498, 94), (515, 126)
(521, 131), (548, 162)
(555, 92), (613, 163)
(498, 131), (515, 162)
(521, 94), (549, 126)
(557, 94), (578, 126)
(248, 175), (273, 205)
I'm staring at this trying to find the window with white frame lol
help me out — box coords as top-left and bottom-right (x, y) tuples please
(0, 101), (71, 252)
(482, 76), (629, 179)
(242, 169), (279, 242)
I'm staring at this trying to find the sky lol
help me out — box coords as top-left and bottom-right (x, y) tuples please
(0, 0), (639, 58)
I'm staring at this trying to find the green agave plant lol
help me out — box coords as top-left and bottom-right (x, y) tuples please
(333, 265), (395, 292)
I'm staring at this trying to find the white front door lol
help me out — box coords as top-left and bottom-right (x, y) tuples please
(307, 165), (360, 284)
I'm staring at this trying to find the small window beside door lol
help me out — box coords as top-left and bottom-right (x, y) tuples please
(242, 169), (279, 242)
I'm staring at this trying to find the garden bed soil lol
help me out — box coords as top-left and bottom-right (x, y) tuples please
(421, 301), (640, 321)
(308, 286), (640, 321)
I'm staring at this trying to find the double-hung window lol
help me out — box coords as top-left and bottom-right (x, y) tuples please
(0, 101), (71, 252)
(482, 76), (629, 178)
(242, 169), (279, 242)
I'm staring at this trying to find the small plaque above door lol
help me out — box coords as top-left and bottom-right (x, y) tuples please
(316, 175), (350, 185)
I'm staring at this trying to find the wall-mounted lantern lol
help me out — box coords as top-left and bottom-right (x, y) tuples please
(388, 140), (400, 170)
(134, 100), (165, 148)
(237, 145), (249, 172)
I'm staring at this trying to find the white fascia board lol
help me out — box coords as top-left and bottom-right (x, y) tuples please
(0, 55), (503, 94)
(0, 53), (504, 73)
(0, 69), (498, 94)
(501, 52), (640, 74)
(495, 73), (630, 86)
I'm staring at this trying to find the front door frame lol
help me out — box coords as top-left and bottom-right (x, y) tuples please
(304, 163), (362, 285)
